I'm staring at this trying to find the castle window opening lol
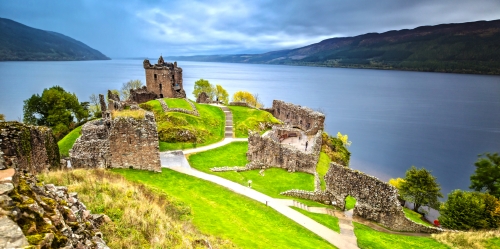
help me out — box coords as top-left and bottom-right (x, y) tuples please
(159, 84), (162, 90)
(160, 94), (163, 98)
(154, 74), (157, 79)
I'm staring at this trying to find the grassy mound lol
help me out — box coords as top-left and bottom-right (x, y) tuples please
(403, 207), (433, 227)
(140, 99), (224, 151)
(115, 168), (336, 249)
(40, 169), (234, 249)
(228, 105), (281, 138)
(57, 125), (82, 157)
(316, 152), (331, 190)
(164, 98), (193, 110)
(353, 222), (447, 249)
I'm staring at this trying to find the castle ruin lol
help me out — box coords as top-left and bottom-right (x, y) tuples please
(143, 55), (185, 99)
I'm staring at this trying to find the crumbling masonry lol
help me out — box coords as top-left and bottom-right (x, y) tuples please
(143, 55), (185, 99)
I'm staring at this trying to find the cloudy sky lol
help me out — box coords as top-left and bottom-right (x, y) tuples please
(2, 0), (500, 58)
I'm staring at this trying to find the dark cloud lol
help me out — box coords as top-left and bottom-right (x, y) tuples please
(1, 0), (499, 57)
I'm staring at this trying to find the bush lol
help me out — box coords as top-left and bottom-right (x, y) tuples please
(439, 190), (500, 230)
(321, 132), (351, 166)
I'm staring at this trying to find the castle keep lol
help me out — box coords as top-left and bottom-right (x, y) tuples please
(143, 55), (185, 99)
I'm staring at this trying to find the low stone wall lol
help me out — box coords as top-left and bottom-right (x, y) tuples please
(324, 162), (442, 233)
(280, 189), (332, 205)
(0, 122), (60, 174)
(268, 100), (325, 135)
(244, 128), (322, 174)
(159, 99), (200, 116)
(0, 170), (109, 248)
(229, 102), (252, 108)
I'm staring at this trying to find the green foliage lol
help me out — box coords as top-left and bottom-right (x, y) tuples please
(232, 91), (262, 108)
(353, 222), (448, 249)
(215, 84), (229, 104)
(389, 178), (406, 191)
(120, 79), (143, 100)
(228, 105), (281, 138)
(439, 190), (500, 230)
(290, 207), (340, 233)
(57, 126), (82, 157)
(470, 153), (500, 198)
(23, 85), (88, 140)
(316, 152), (332, 190)
(403, 207), (433, 227)
(321, 132), (351, 166)
(115, 168), (336, 249)
(0, 113), (4, 121)
(140, 99), (224, 151)
(399, 166), (443, 213)
(336, 132), (352, 147)
(192, 79), (215, 100)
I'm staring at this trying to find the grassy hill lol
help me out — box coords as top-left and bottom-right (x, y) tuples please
(166, 19), (500, 75)
(0, 17), (109, 61)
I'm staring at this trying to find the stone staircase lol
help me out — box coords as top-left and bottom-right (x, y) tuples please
(221, 106), (233, 138)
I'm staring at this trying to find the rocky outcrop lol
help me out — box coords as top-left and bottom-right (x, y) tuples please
(0, 169), (109, 248)
(324, 162), (442, 233)
(0, 122), (60, 174)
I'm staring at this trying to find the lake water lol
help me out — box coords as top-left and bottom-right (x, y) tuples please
(1, 60), (500, 197)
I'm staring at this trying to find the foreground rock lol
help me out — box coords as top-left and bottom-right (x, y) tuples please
(0, 169), (110, 248)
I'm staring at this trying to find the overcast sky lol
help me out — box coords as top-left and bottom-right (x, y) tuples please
(2, 0), (500, 58)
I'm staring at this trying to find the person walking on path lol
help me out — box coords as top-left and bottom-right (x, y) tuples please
(305, 141), (308, 151)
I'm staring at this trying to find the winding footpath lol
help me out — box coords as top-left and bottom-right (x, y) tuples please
(159, 104), (359, 249)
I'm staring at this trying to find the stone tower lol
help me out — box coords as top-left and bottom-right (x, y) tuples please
(143, 56), (186, 98)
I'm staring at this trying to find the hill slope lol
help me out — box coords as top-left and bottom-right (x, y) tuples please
(0, 17), (109, 61)
(167, 19), (500, 74)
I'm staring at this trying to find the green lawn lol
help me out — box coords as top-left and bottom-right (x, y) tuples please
(188, 142), (315, 198)
(317, 152), (331, 190)
(140, 100), (225, 151)
(403, 207), (433, 227)
(164, 98), (193, 110)
(484, 237), (500, 248)
(345, 196), (356, 210)
(228, 105), (281, 138)
(353, 222), (448, 249)
(114, 168), (337, 249)
(290, 207), (340, 233)
(57, 125), (82, 157)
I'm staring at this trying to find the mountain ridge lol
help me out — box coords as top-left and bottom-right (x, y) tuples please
(0, 17), (110, 61)
(165, 19), (500, 75)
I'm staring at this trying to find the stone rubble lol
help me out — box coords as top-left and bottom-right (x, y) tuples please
(0, 170), (110, 248)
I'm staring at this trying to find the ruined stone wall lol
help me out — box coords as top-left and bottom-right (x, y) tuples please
(70, 112), (161, 172)
(144, 58), (186, 98)
(0, 122), (59, 174)
(196, 92), (210, 104)
(245, 128), (322, 174)
(108, 112), (161, 172)
(129, 86), (157, 104)
(70, 120), (110, 169)
(324, 162), (441, 233)
(229, 102), (251, 108)
(269, 100), (325, 135)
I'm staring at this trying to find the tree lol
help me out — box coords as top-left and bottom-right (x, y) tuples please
(0, 114), (4, 121)
(214, 84), (229, 104)
(120, 79), (144, 100)
(439, 190), (500, 230)
(470, 153), (500, 198)
(23, 86), (87, 139)
(399, 166), (443, 213)
(89, 93), (101, 118)
(233, 91), (258, 107)
(193, 79), (215, 100)
(389, 178), (405, 190)
(337, 132), (352, 147)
